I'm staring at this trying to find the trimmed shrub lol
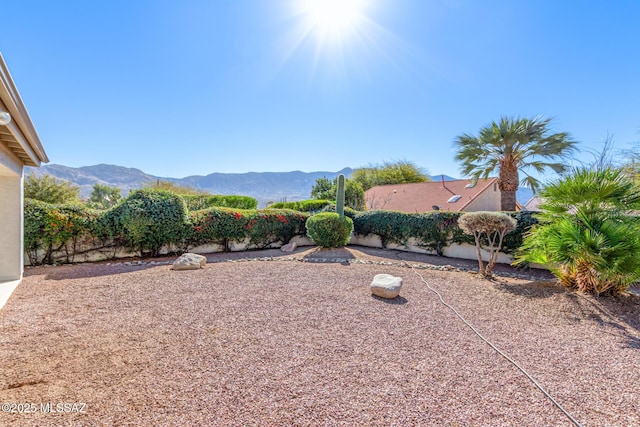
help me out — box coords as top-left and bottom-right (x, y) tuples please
(306, 212), (354, 248)
(100, 189), (188, 257)
(181, 194), (258, 211)
(268, 199), (332, 212)
(459, 211), (517, 277)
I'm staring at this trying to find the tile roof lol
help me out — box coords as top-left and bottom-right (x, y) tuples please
(364, 177), (499, 213)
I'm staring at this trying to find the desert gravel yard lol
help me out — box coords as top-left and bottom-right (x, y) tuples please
(1, 247), (639, 426)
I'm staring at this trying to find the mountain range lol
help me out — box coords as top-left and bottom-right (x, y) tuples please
(25, 163), (533, 207)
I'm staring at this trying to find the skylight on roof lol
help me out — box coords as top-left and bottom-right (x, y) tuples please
(447, 195), (462, 203)
(465, 182), (475, 188)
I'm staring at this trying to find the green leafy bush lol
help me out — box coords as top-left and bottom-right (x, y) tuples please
(501, 211), (537, 253)
(181, 194), (258, 211)
(268, 199), (332, 212)
(352, 210), (468, 254)
(100, 189), (188, 256)
(306, 212), (354, 248)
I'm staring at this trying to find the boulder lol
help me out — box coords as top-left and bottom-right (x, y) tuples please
(171, 253), (207, 270)
(370, 274), (403, 299)
(281, 242), (297, 252)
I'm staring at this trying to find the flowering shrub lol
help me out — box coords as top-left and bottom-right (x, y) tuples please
(24, 199), (98, 265)
(244, 209), (308, 248)
(187, 208), (248, 251)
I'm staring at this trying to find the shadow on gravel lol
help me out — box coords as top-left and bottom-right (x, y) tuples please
(568, 292), (640, 351)
(26, 262), (170, 281)
(371, 295), (408, 305)
(494, 280), (568, 299)
(496, 278), (640, 351)
(302, 247), (356, 264)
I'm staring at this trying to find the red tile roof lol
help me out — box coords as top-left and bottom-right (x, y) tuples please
(364, 177), (499, 213)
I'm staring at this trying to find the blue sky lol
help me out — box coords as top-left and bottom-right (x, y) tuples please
(2, 0), (639, 179)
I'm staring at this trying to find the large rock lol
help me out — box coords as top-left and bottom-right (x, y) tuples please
(171, 253), (207, 270)
(370, 274), (403, 299)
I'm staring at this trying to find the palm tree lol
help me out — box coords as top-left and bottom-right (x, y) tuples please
(516, 166), (640, 295)
(454, 116), (577, 211)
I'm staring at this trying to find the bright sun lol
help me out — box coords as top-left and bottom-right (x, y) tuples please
(300, 0), (366, 38)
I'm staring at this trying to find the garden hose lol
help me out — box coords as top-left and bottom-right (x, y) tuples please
(394, 252), (583, 427)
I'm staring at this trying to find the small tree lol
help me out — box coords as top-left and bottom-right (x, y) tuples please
(458, 211), (516, 277)
(87, 183), (121, 209)
(351, 160), (430, 191)
(146, 180), (205, 195)
(24, 174), (80, 204)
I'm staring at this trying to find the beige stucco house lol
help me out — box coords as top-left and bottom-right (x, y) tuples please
(0, 54), (48, 307)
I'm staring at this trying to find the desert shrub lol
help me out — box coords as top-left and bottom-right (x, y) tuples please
(181, 194), (258, 211)
(24, 199), (98, 265)
(268, 199), (332, 212)
(100, 189), (188, 257)
(459, 211), (517, 277)
(306, 212), (354, 248)
(516, 166), (640, 295)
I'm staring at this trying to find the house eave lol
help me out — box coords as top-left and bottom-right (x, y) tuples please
(0, 53), (49, 167)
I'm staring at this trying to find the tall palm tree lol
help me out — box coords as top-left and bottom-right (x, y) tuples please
(454, 116), (577, 211)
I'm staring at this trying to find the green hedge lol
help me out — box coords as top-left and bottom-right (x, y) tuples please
(24, 189), (538, 265)
(181, 194), (258, 211)
(268, 199), (332, 212)
(352, 210), (469, 255)
(351, 210), (537, 255)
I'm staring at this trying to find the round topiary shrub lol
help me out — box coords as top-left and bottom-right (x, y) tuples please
(306, 212), (353, 248)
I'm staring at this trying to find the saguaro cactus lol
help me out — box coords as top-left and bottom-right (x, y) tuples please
(336, 174), (345, 217)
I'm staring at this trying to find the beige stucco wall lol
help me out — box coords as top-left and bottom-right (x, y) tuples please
(462, 182), (501, 211)
(0, 157), (23, 281)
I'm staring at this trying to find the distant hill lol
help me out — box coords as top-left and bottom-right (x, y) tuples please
(24, 164), (533, 207)
(25, 164), (354, 207)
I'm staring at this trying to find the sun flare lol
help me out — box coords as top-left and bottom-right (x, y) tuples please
(300, 0), (366, 38)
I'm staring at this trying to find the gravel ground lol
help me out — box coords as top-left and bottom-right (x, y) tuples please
(1, 246), (639, 426)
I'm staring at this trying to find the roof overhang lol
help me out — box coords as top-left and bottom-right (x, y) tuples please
(0, 53), (49, 167)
